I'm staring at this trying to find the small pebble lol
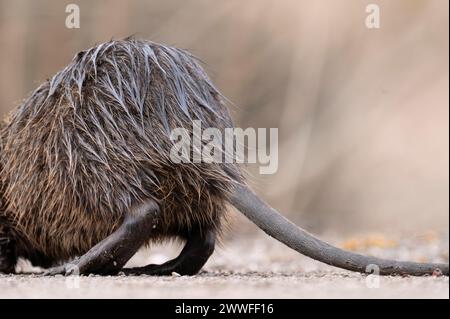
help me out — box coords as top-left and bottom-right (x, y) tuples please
(432, 269), (443, 277)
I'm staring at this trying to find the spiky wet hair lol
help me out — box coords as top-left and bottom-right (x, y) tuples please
(0, 38), (242, 263)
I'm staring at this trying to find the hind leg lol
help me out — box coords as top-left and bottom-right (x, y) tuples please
(123, 228), (215, 276)
(0, 227), (17, 274)
(44, 199), (160, 276)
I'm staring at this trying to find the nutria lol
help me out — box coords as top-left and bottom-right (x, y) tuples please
(0, 38), (447, 276)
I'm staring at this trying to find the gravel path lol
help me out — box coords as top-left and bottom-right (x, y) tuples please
(1, 233), (448, 299)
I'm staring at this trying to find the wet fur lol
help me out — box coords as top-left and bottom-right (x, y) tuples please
(0, 39), (242, 268)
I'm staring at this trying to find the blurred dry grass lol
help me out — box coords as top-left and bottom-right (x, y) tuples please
(0, 0), (448, 235)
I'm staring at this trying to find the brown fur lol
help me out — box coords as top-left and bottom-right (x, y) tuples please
(0, 39), (242, 266)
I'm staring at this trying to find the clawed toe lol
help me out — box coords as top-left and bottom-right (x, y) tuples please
(43, 262), (80, 276)
(122, 264), (164, 276)
(43, 265), (68, 276)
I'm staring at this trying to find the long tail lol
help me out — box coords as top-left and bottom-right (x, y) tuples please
(230, 184), (449, 276)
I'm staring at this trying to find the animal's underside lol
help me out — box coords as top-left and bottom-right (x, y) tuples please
(0, 39), (448, 276)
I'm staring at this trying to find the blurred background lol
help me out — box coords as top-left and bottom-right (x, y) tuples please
(0, 0), (448, 239)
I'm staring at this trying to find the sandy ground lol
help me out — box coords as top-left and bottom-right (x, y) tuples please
(0, 233), (448, 299)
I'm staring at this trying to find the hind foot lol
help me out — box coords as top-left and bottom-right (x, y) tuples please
(123, 228), (215, 276)
(44, 199), (160, 276)
(0, 229), (17, 274)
